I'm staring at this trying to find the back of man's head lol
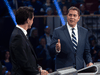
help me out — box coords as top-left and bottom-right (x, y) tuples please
(15, 6), (34, 25)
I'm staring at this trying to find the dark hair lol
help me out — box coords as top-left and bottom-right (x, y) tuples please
(39, 36), (46, 42)
(67, 6), (80, 16)
(15, 6), (34, 25)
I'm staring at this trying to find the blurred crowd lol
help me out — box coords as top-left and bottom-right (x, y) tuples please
(8, 0), (100, 16)
(1, 25), (100, 75)
(1, 0), (100, 75)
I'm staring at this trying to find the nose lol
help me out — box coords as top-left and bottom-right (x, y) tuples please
(70, 15), (74, 19)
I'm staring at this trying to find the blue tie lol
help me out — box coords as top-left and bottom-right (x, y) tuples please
(72, 28), (77, 50)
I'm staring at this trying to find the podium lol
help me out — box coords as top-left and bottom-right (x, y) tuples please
(48, 66), (77, 75)
(78, 63), (100, 75)
(48, 63), (100, 75)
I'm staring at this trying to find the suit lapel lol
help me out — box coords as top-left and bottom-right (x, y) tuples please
(63, 25), (74, 51)
(16, 27), (38, 60)
(77, 26), (81, 51)
(26, 39), (38, 60)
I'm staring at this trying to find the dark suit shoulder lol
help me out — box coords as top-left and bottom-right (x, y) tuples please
(78, 25), (88, 32)
(10, 27), (25, 45)
(11, 27), (22, 36)
(54, 25), (66, 31)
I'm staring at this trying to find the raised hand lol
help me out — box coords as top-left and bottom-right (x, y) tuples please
(56, 39), (61, 53)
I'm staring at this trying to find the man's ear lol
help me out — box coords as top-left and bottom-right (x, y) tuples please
(78, 16), (80, 20)
(27, 18), (30, 23)
(25, 18), (29, 23)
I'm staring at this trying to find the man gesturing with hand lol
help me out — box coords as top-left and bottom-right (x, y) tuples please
(50, 6), (93, 70)
(56, 39), (61, 53)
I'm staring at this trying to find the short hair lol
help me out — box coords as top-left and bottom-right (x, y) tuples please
(15, 6), (34, 25)
(67, 6), (80, 16)
(46, 7), (53, 13)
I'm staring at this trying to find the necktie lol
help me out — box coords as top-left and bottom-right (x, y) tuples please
(72, 28), (77, 50)
(26, 34), (28, 39)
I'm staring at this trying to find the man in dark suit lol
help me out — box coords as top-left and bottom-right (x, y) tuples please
(9, 6), (48, 75)
(50, 6), (93, 70)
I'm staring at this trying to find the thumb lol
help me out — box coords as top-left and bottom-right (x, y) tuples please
(58, 39), (60, 44)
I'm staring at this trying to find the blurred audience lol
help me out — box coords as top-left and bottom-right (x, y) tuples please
(79, 4), (90, 15)
(70, 0), (77, 6)
(43, 0), (55, 15)
(62, 5), (67, 15)
(89, 35), (100, 62)
(1, 51), (12, 72)
(24, 0), (43, 15)
(76, 0), (85, 3)
(6, 0), (100, 16)
(94, 5), (100, 15)
(0, 0), (9, 17)
(2, 65), (6, 75)
(45, 7), (53, 16)
(58, 0), (71, 10)
(29, 27), (39, 51)
(41, 26), (52, 46)
(94, 50), (100, 62)
(36, 37), (53, 70)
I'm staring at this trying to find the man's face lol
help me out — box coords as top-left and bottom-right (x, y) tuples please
(40, 38), (46, 46)
(67, 10), (80, 27)
(46, 0), (50, 3)
(32, 30), (38, 37)
(5, 51), (10, 59)
(80, 5), (85, 12)
(45, 27), (50, 34)
(28, 16), (34, 29)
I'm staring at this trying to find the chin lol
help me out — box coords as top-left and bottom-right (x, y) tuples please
(69, 23), (76, 26)
(28, 26), (31, 29)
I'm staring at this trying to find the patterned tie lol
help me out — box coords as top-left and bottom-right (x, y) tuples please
(72, 28), (77, 50)
(26, 34), (28, 39)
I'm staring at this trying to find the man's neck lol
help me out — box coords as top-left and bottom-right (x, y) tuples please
(18, 24), (28, 30)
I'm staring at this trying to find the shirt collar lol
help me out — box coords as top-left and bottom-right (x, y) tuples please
(16, 25), (27, 36)
(67, 22), (77, 30)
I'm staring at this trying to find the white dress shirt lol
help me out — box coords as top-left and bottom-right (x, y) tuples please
(56, 23), (78, 53)
(16, 25), (27, 36)
(67, 22), (78, 43)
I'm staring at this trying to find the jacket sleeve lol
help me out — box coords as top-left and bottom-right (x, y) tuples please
(49, 29), (59, 58)
(84, 31), (93, 64)
(10, 35), (40, 74)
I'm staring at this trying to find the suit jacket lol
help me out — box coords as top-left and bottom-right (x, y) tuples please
(50, 25), (92, 70)
(9, 27), (40, 75)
